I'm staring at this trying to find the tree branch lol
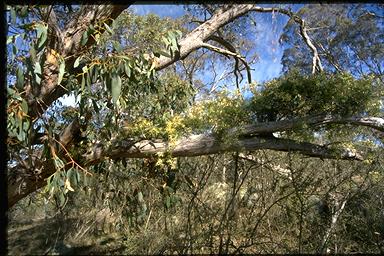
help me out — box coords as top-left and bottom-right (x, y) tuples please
(247, 6), (324, 74)
(86, 115), (383, 163)
(202, 42), (252, 82)
(298, 20), (324, 74)
(82, 134), (362, 165)
(11, 113), (380, 208)
(154, 4), (324, 75)
(41, 7), (63, 50)
(206, 35), (252, 84)
(154, 4), (258, 70)
(231, 115), (384, 137)
(25, 5), (131, 119)
(8, 130), (357, 208)
(7, 118), (81, 208)
(24, 4), (322, 119)
(8, 4), (375, 209)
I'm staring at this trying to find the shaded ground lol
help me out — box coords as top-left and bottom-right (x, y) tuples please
(7, 217), (127, 255)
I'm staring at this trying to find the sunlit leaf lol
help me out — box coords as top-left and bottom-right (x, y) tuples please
(137, 191), (144, 203)
(157, 50), (171, 58)
(65, 178), (75, 192)
(174, 30), (182, 38)
(124, 62), (131, 77)
(81, 30), (89, 46)
(53, 156), (65, 170)
(16, 66), (24, 90)
(58, 61), (65, 85)
(17, 128), (24, 141)
(73, 56), (81, 68)
(112, 41), (122, 52)
(34, 62), (42, 85)
(81, 74), (85, 91)
(36, 23), (48, 49)
(10, 7), (16, 25)
(22, 120), (30, 132)
(6, 36), (13, 45)
(111, 72), (122, 104)
(20, 6), (28, 17)
(117, 55), (131, 61)
(21, 99), (28, 114)
(170, 35), (178, 50)
(104, 22), (113, 34)
(149, 60), (156, 72)
(162, 36), (169, 46)
(29, 47), (36, 62)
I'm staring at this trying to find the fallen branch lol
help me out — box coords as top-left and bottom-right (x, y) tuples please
(84, 133), (363, 163)
(230, 115), (384, 136)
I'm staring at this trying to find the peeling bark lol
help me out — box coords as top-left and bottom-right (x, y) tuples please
(232, 115), (384, 136)
(88, 134), (363, 162)
(7, 129), (362, 208)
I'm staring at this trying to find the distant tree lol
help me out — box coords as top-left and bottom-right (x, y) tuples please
(281, 4), (384, 80)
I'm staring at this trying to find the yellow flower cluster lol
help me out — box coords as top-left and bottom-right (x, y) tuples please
(123, 117), (162, 139)
(165, 115), (190, 146)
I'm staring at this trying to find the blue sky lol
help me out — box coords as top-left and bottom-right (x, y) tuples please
(124, 4), (292, 102)
(130, 4), (286, 83)
(130, 4), (186, 18)
(61, 4), (294, 105)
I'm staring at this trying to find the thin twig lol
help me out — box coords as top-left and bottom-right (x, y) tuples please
(53, 137), (93, 176)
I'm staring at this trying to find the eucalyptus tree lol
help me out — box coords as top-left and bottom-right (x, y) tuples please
(280, 4), (384, 79)
(6, 3), (383, 209)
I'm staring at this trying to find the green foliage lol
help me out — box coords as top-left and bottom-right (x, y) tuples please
(157, 30), (182, 58)
(181, 91), (250, 135)
(115, 69), (380, 146)
(35, 22), (48, 50)
(120, 91), (250, 148)
(6, 5), (384, 255)
(44, 162), (94, 210)
(250, 71), (380, 122)
(112, 70), (195, 143)
(7, 88), (30, 145)
(6, 8), (192, 150)
(111, 11), (186, 54)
